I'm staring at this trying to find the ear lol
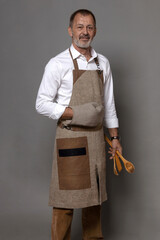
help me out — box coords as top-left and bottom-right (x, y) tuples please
(68, 27), (73, 37)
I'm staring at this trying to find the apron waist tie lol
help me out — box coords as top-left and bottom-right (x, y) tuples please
(57, 121), (103, 131)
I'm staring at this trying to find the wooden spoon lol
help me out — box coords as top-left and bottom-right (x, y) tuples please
(105, 136), (135, 174)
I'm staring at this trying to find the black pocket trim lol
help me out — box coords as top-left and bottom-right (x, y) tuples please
(59, 147), (86, 157)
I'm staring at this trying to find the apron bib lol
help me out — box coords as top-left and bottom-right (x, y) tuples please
(48, 49), (107, 209)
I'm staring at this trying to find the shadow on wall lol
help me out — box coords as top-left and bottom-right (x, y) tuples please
(101, 50), (144, 239)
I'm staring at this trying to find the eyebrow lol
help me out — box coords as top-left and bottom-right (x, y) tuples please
(76, 24), (94, 27)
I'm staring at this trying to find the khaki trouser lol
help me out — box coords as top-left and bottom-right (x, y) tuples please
(51, 205), (104, 240)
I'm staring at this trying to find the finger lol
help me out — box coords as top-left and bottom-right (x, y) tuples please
(112, 148), (116, 157)
(116, 147), (122, 155)
(108, 150), (113, 154)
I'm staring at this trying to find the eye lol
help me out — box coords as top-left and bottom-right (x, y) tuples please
(77, 26), (83, 30)
(87, 26), (94, 31)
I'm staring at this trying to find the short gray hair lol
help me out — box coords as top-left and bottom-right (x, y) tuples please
(69, 9), (96, 28)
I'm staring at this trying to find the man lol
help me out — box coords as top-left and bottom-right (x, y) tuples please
(36, 9), (122, 240)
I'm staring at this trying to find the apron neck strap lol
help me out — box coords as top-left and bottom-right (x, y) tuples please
(94, 57), (103, 75)
(69, 48), (79, 70)
(69, 48), (101, 72)
(94, 57), (101, 71)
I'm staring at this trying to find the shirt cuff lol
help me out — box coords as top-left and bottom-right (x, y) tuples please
(50, 104), (66, 120)
(104, 118), (119, 128)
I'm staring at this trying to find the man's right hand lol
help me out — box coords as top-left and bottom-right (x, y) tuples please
(61, 107), (73, 120)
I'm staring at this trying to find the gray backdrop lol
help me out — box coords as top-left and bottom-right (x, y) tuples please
(1, 0), (160, 239)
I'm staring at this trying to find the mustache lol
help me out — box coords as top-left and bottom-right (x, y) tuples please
(79, 34), (90, 39)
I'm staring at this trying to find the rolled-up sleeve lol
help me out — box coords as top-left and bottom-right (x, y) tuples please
(35, 59), (66, 120)
(103, 60), (119, 128)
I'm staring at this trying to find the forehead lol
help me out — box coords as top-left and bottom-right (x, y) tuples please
(73, 13), (95, 26)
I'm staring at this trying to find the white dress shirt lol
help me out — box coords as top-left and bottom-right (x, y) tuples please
(35, 45), (119, 128)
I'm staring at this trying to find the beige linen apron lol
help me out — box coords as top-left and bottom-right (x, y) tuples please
(48, 50), (107, 209)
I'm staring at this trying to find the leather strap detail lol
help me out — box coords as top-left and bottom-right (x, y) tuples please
(69, 48), (102, 72)
(73, 69), (86, 84)
(69, 48), (103, 84)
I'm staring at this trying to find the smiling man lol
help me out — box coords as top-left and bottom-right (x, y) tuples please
(69, 12), (96, 49)
(36, 9), (122, 240)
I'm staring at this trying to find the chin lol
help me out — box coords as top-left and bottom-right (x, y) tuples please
(79, 45), (90, 49)
(74, 40), (92, 49)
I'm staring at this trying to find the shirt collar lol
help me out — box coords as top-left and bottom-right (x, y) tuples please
(70, 44), (97, 61)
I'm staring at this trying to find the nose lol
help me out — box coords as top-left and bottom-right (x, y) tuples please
(83, 27), (89, 35)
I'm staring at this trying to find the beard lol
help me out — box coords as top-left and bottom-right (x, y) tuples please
(72, 33), (93, 49)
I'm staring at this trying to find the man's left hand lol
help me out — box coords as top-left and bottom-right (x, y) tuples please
(108, 139), (122, 159)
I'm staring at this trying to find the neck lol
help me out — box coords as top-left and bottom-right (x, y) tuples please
(72, 43), (92, 61)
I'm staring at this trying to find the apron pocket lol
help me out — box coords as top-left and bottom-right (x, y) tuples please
(56, 137), (91, 190)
